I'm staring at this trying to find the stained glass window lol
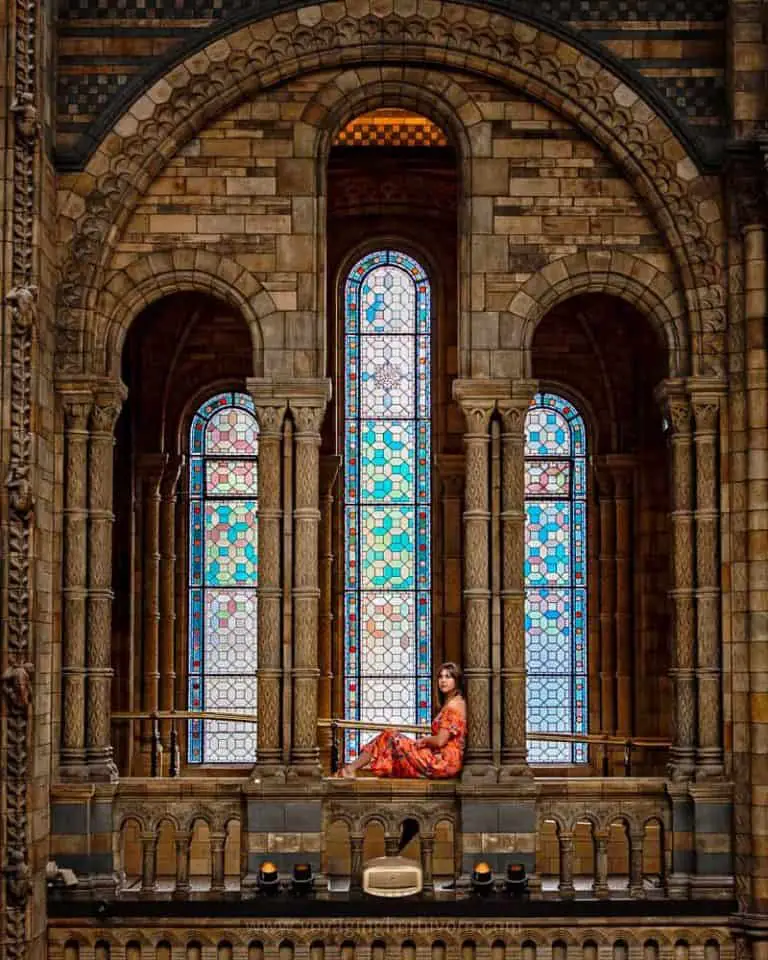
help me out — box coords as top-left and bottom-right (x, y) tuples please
(524, 393), (588, 763)
(188, 391), (259, 763)
(343, 250), (432, 761)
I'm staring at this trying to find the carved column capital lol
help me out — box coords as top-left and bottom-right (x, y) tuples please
(60, 391), (93, 430)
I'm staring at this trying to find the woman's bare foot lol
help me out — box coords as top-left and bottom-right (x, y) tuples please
(335, 765), (356, 779)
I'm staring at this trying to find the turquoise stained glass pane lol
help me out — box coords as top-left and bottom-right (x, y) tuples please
(524, 393), (587, 764)
(188, 392), (259, 764)
(343, 251), (432, 762)
(204, 500), (258, 586)
(360, 421), (414, 503)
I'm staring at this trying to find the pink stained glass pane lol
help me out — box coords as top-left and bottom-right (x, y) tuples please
(525, 460), (570, 496)
(206, 459), (258, 496)
(205, 407), (259, 455)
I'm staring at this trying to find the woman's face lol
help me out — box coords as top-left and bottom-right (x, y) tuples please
(438, 669), (457, 696)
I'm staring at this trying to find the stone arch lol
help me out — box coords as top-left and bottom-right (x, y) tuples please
(505, 250), (688, 379)
(55, 0), (724, 381)
(98, 250), (276, 377)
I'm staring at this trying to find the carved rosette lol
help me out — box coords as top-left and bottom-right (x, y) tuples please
(457, 399), (494, 769)
(250, 399), (287, 768)
(87, 390), (125, 779)
(498, 391), (536, 773)
(691, 393), (724, 776)
(290, 399), (328, 772)
(4, 0), (39, 952)
(656, 383), (696, 779)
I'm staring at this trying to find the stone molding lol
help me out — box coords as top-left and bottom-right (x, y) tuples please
(55, 0), (725, 380)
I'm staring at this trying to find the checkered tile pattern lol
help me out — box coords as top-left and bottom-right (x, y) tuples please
(57, 73), (132, 119)
(649, 75), (726, 120)
(58, 0), (726, 21)
(335, 120), (448, 147)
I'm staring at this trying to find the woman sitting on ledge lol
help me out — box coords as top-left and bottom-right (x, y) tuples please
(338, 662), (467, 779)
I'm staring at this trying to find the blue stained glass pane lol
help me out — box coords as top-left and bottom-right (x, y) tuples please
(188, 391), (258, 764)
(525, 501), (571, 585)
(343, 250), (431, 763)
(524, 393), (587, 764)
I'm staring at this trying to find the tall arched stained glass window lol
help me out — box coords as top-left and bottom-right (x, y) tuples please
(524, 392), (588, 763)
(343, 250), (432, 762)
(188, 391), (259, 764)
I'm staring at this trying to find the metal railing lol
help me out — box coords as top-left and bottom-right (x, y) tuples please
(112, 711), (670, 778)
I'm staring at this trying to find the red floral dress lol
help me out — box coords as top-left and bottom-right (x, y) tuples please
(364, 697), (467, 779)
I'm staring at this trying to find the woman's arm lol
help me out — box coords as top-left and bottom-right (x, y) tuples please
(415, 728), (450, 750)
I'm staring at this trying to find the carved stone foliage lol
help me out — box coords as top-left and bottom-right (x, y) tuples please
(4, 0), (39, 954)
(55, 0), (724, 377)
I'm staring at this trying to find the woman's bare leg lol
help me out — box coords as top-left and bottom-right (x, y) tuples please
(340, 750), (372, 778)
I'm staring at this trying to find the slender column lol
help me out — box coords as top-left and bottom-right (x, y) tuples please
(350, 835), (364, 890)
(656, 381), (696, 780)
(141, 833), (158, 892)
(558, 834), (575, 899)
(595, 462), (617, 738)
(59, 391), (93, 779)
(498, 386), (536, 776)
(592, 831), (610, 898)
(159, 455), (183, 753)
(629, 831), (645, 898)
(319, 456), (341, 769)
(691, 390), (724, 778)
(290, 391), (330, 776)
(172, 831), (191, 899)
(136, 452), (166, 775)
(455, 388), (495, 776)
(421, 835), (434, 890)
(211, 832), (227, 892)
(248, 392), (287, 774)
(610, 457), (635, 738)
(87, 387), (125, 780)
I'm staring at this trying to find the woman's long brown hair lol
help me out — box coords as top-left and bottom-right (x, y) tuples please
(437, 661), (464, 705)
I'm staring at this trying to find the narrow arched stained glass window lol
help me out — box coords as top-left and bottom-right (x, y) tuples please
(343, 250), (432, 762)
(524, 393), (588, 763)
(188, 391), (259, 764)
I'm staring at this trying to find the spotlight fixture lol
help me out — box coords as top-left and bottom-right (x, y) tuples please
(504, 863), (528, 897)
(292, 863), (314, 894)
(471, 861), (494, 895)
(258, 860), (280, 894)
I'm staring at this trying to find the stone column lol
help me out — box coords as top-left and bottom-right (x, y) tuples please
(498, 384), (537, 777)
(318, 456), (341, 770)
(247, 383), (287, 776)
(141, 832), (158, 892)
(558, 833), (575, 899)
(211, 832), (227, 892)
(59, 390), (93, 780)
(629, 831), (645, 898)
(690, 389), (724, 779)
(593, 831), (610, 898)
(136, 452), (166, 776)
(453, 381), (497, 778)
(421, 835), (434, 890)
(87, 386), (126, 781)
(172, 831), (191, 899)
(610, 457), (635, 738)
(289, 384), (331, 777)
(656, 381), (696, 780)
(159, 456), (183, 729)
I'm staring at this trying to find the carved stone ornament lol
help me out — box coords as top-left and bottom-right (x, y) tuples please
(56, 1), (725, 378)
(10, 94), (39, 142)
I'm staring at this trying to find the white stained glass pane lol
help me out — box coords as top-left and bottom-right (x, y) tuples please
(204, 590), (258, 674)
(360, 593), (416, 675)
(359, 677), (416, 726)
(360, 266), (416, 334)
(203, 722), (257, 763)
(359, 335), (415, 418)
(525, 408), (571, 457)
(205, 407), (259, 455)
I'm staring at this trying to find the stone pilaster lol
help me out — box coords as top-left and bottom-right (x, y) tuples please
(59, 390), (93, 780)
(159, 455), (183, 755)
(86, 384), (125, 781)
(608, 456), (635, 738)
(288, 381), (331, 778)
(247, 381), (288, 778)
(656, 380), (696, 781)
(690, 386), (725, 779)
(453, 380), (497, 780)
(498, 382), (537, 778)
(136, 452), (166, 777)
(318, 455), (341, 770)
(595, 462), (617, 739)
